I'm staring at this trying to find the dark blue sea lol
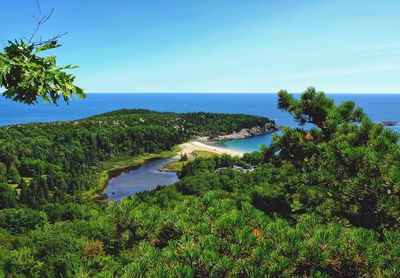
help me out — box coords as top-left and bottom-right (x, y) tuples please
(1, 93), (399, 152)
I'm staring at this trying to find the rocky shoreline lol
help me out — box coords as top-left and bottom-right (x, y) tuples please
(376, 121), (398, 127)
(199, 122), (279, 142)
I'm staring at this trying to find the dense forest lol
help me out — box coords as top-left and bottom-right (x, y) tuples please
(0, 89), (399, 277)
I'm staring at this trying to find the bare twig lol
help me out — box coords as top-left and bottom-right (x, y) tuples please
(32, 32), (68, 46)
(28, 8), (54, 43)
(24, 0), (67, 46)
(36, 0), (42, 16)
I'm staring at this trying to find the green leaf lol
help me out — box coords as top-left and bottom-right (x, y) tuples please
(0, 40), (85, 104)
(34, 41), (60, 53)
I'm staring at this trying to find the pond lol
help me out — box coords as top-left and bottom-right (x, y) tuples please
(103, 157), (179, 201)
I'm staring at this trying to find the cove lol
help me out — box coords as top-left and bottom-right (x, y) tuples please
(215, 132), (280, 153)
(103, 157), (179, 201)
(103, 132), (279, 201)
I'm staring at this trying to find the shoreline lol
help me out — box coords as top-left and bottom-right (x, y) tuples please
(161, 141), (244, 172)
(82, 147), (182, 202)
(90, 127), (275, 200)
(177, 141), (245, 158)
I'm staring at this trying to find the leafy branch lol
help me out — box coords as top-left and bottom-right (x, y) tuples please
(0, 0), (84, 105)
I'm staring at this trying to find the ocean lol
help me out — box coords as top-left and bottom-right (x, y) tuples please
(1, 93), (399, 152)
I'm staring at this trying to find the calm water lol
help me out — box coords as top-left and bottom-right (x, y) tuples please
(2, 93), (400, 200)
(103, 157), (179, 201)
(216, 133), (281, 153)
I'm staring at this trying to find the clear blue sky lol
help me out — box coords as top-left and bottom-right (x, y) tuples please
(1, 0), (400, 93)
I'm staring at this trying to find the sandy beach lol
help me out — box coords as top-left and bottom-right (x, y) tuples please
(178, 141), (245, 158)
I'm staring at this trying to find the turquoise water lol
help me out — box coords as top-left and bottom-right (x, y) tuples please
(217, 133), (279, 153)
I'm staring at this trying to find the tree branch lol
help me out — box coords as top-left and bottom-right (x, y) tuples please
(32, 32), (68, 47)
(36, 0), (42, 16)
(24, 0), (67, 46)
(28, 8), (54, 43)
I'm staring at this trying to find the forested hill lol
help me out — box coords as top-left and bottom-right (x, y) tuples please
(88, 109), (273, 137)
(0, 110), (271, 207)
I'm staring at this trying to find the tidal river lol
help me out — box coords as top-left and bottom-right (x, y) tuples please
(103, 157), (179, 201)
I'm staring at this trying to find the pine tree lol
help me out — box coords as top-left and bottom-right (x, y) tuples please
(0, 183), (17, 209)
(0, 162), (7, 182)
(7, 164), (21, 184)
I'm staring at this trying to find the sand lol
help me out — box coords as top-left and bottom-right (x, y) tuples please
(177, 141), (244, 158)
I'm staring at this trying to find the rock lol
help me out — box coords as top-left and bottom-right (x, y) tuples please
(206, 122), (279, 141)
(377, 121), (398, 126)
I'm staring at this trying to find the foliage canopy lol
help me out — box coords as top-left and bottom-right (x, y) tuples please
(0, 40), (84, 104)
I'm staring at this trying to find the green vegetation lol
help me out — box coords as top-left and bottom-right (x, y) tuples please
(0, 88), (399, 277)
(192, 150), (216, 158)
(0, 1), (84, 105)
(0, 40), (84, 105)
(163, 150), (216, 172)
